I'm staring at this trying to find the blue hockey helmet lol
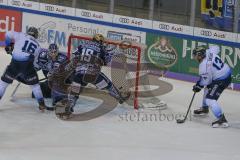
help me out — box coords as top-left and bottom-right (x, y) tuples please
(48, 43), (59, 60)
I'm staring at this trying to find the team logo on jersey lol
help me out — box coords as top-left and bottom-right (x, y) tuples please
(147, 37), (178, 69)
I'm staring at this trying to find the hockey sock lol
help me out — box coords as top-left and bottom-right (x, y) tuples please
(95, 79), (121, 99)
(202, 88), (208, 107)
(108, 84), (121, 100)
(206, 99), (223, 118)
(0, 80), (10, 99)
(30, 84), (44, 103)
(67, 94), (78, 109)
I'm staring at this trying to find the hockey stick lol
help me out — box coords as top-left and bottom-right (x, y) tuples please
(11, 77), (47, 98)
(176, 92), (196, 124)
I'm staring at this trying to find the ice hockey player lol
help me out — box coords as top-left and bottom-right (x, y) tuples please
(192, 45), (231, 128)
(55, 34), (130, 116)
(0, 27), (47, 111)
(34, 43), (68, 105)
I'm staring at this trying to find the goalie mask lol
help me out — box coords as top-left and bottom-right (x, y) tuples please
(93, 34), (104, 44)
(48, 43), (59, 61)
(193, 46), (206, 62)
(27, 27), (39, 39)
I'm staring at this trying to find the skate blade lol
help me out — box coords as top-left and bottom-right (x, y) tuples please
(212, 122), (229, 128)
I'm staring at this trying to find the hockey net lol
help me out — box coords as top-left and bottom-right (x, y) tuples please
(67, 34), (146, 109)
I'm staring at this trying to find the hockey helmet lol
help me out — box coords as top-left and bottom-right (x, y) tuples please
(193, 46), (206, 59)
(48, 43), (59, 60)
(27, 27), (39, 39)
(93, 34), (105, 44)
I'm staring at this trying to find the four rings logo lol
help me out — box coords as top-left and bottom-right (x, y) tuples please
(11, 1), (21, 6)
(200, 30), (212, 37)
(159, 24), (170, 30)
(81, 11), (91, 17)
(119, 17), (130, 24)
(45, 6), (55, 11)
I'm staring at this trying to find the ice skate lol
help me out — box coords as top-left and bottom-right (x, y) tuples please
(119, 92), (131, 104)
(212, 114), (229, 128)
(193, 106), (209, 116)
(38, 100), (46, 112)
(55, 99), (73, 120)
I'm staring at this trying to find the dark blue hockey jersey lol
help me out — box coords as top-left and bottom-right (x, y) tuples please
(34, 48), (68, 77)
(73, 41), (111, 65)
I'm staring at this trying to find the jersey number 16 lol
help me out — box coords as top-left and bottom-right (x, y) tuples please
(22, 40), (37, 54)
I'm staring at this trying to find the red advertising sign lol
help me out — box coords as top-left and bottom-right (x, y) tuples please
(0, 9), (22, 43)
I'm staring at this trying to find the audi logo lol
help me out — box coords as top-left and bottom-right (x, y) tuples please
(159, 24), (170, 30)
(45, 6), (54, 11)
(200, 30), (212, 37)
(81, 11), (91, 17)
(119, 18), (130, 23)
(12, 1), (21, 6)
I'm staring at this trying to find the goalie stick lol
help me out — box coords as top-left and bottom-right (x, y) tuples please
(176, 92), (196, 124)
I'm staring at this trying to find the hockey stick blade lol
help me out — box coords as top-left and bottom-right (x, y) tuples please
(176, 92), (196, 124)
(176, 119), (185, 124)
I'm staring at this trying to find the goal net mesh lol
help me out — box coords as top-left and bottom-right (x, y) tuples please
(67, 34), (147, 109)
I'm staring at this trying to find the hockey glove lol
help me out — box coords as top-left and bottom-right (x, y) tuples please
(192, 84), (203, 92)
(5, 43), (14, 55)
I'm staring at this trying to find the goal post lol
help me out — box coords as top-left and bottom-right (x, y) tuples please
(67, 34), (146, 109)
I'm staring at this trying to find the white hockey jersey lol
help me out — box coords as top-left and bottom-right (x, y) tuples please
(198, 48), (231, 86)
(5, 31), (40, 61)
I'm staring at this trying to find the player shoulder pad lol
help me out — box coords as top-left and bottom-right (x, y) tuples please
(208, 46), (220, 55)
(39, 49), (48, 58)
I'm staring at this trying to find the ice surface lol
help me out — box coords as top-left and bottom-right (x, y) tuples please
(0, 48), (240, 160)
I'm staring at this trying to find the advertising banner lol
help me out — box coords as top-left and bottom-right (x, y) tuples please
(194, 27), (237, 42)
(0, 9), (22, 44)
(22, 12), (146, 52)
(39, 3), (75, 16)
(152, 21), (194, 36)
(8, 0), (39, 10)
(146, 33), (240, 83)
(112, 15), (152, 29)
(0, 0), (8, 6)
(76, 9), (113, 23)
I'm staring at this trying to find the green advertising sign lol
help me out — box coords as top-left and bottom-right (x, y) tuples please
(146, 33), (240, 83)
